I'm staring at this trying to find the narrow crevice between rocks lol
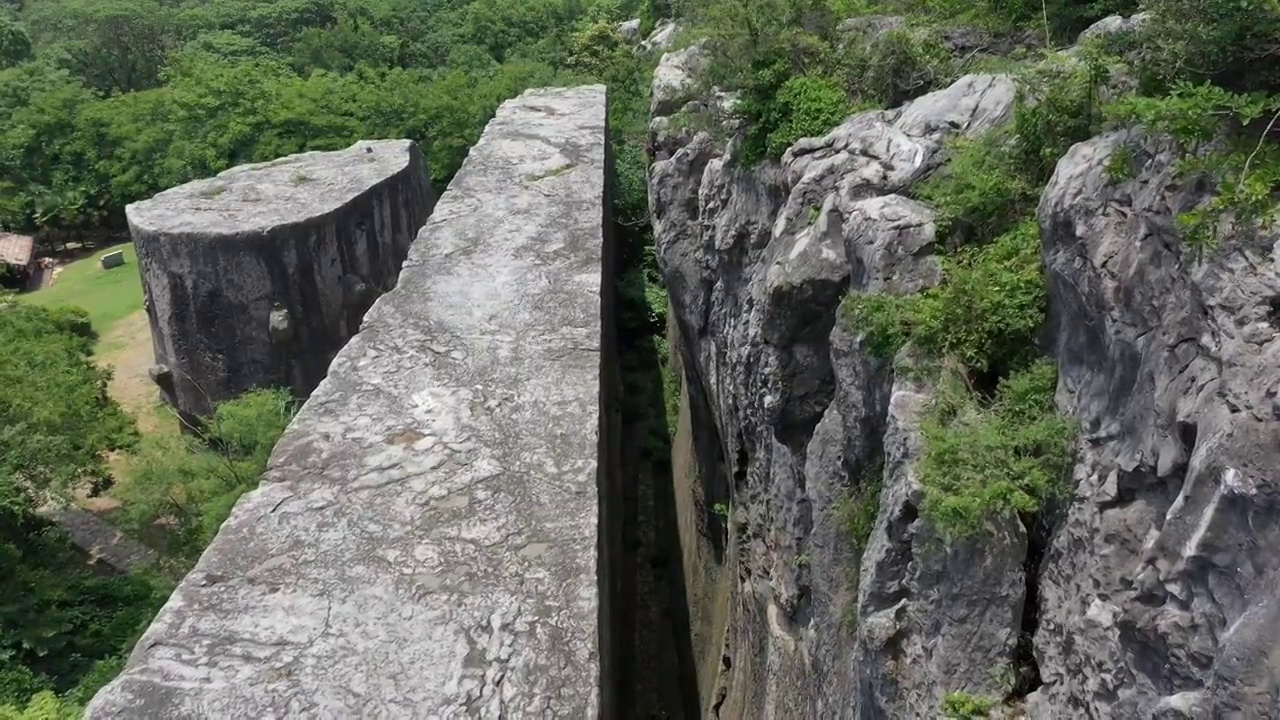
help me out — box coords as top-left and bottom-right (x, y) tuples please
(610, 205), (699, 716)
(1010, 510), (1051, 702)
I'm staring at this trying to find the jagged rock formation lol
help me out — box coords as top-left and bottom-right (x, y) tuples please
(649, 20), (1280, 719)
(88, 86), (616, 718)
(650, 69), (1023, 716)
(129, 139), (436, 423)
(1031, 128), (1280, 716)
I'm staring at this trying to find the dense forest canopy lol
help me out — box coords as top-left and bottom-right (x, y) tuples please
(0, 0), (653, 237)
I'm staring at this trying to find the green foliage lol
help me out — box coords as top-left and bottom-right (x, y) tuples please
(832, 26), (954, 108)
(114, 389), (296, 567)
(25, 0), (178, 94)
(0, 691), (80, 720)
(919, 360), (1075, 537)
(1109, 82), (1280, 253)
(1012, 53), (1108, 182)
(916, 133), (1037, 241)
(832, 0), (1135, 42)
(838, 456), (883, 556)
(940, 690), (998, 718)
(1133, 0), (1280, 94)
(0, 519), (167, 700)
(0, 14), (30, 69)
(842, 221), (1046, 377)
(0, 303), (136, 505)
(764, 74), (851, 158)
(688, 0), (837, 162)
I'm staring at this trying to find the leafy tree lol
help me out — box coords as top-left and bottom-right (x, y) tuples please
(25, 0), (178, 94)
(114, 389), (296, 567)
(0, 14), (30, 68)
(0, 303), (134, 505)
(0, 302), (161, 708)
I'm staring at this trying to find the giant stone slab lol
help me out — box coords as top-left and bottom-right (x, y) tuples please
(129, 139), (437, 423)
(87, 84), (614, 718)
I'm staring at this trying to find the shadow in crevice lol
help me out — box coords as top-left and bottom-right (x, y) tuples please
(614, 227), (700, 718)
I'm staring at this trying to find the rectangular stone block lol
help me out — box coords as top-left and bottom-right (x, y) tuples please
(87, 84), (613, 718)
(100, 250), (125, 269)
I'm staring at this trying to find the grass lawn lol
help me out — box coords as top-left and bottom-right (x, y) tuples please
(21, 242), (143, 349)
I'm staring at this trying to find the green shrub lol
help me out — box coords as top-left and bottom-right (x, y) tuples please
(764, 74), (853, 158)
(0, 665), (46, 708)
(919, 360), (1075, 537)
(833, 27), (955, 108)
(1108, 82), (1280, 253)
(114, 388), (296, 568)
(842, 221), (1046, 377)
(831, 0), (1135, 42)
(839, 456), (884, 556)
(940, 690), (998, 718)
(1013, 53), (1109, 182)
(916, 132), (1037, 241)
(689, 0), (838, 162)
(1134, 0), (1280, 94)
(0, 691), (80, 720)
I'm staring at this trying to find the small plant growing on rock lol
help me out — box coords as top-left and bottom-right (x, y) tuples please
(1109, 82), (1280, 255)
(763, 74), (853, 160)
(919, 359), (1075, 538)
(941, 690), (997, 718)
(841, 220), (1046, 380)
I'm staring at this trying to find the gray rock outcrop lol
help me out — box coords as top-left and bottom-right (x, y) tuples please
(88, 86), (616, 718)
(1031, 128), (1280, 716)
(651, 43), (707, 118)
(129, 139), (436, 423)
(642, 19), (680, 53)
(650, 26), (1280, 719)
(650, 73), (1027, 717)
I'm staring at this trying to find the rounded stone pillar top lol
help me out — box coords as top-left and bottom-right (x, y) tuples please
(126, 139), (421, 236)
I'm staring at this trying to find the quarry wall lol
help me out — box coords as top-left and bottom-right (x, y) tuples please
(88, 85), (618, 718)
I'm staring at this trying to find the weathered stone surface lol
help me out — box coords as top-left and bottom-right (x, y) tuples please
(642, 19), (680, 53)
(856, 358), (1027, 717)
(618, 17), (641, 41)
(1031, 128), (1280, 716)
(650, 72), (1027, 717)
(100, 250), (125, 269)
(129, 139), (436, 422)
(1076, 12), (1149, 44)
(87, 85), (613, 719)
(651, 43), (708, 118)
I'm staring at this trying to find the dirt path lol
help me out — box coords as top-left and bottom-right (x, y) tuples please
(87, 309), (176, 516)
(97, 310), (173, 437)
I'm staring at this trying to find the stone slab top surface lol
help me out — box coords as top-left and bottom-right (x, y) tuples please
(126, 139), (419, 235)
(87, 84), (608, 719)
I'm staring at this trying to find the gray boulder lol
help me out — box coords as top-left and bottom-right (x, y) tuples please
(1076, 12), (1149, 44)
(642, 19), (680, 53)
(618, 18), (641, 42)
(651, 43), (708, 117)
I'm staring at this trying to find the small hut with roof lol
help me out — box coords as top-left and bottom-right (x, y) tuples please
(0, 232), (36, 290)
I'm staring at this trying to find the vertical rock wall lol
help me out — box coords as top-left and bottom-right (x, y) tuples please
(650, 22), (1280, 718)
(128, 139), (436, 422)
(650, 72), (1028, 717)
(88, 86), (615, 718)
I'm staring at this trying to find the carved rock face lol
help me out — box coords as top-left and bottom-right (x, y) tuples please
(128, 139), (437, 419)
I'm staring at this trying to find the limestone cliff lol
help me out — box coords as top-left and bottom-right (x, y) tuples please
(648, 24), (1280, 720)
